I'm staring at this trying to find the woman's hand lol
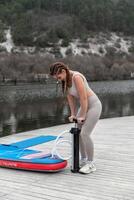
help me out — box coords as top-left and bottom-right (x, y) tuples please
(68, 115), (76, 122)
(77, 117), (86, 125)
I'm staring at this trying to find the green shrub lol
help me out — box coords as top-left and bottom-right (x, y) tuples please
(0, 30), (5, 43)
(0, 46), (7, 52)
(0, 20), (6, 43)
(128, 44), (134, 53)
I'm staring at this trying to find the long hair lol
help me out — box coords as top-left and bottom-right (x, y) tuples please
(49, 62), (72, 94)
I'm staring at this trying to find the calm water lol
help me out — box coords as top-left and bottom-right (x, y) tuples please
(0, 81), (134, 137)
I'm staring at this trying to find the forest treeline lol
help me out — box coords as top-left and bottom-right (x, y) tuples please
(0, 0), (134, 82)
(0, 0), (134, 46)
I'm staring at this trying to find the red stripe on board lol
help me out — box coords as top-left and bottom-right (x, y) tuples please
(0, 159), (67, 172)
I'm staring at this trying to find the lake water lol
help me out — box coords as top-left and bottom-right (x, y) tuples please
(0, 80), (134, 137)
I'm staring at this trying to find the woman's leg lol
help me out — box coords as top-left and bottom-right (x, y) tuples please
(79, 134), (87, 159)
(80, 101), (102, 161)
(76, 109), (87, 159)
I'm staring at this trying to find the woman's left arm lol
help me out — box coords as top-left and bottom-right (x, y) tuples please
(73, 75), (88, 119)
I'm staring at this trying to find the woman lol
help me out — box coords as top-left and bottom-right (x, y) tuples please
(50, 62), (102, 174)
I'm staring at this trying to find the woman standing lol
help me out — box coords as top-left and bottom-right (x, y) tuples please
(50, 62), (102, 174)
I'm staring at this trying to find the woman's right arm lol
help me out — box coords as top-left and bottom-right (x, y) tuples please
(67, 94), (76, 117)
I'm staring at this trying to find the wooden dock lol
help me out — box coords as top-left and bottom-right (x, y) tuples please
(0, 116), (134, 200)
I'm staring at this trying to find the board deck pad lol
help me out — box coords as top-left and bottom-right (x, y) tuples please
(10, 135), (57, 148)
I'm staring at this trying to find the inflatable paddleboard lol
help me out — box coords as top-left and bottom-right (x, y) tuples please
(0, 135), (67, 172)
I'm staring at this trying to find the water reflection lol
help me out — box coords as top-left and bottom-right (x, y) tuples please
(0, 98), (68, 136)
(100, 93), (134, 118)
(0, 93), (134, 137)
